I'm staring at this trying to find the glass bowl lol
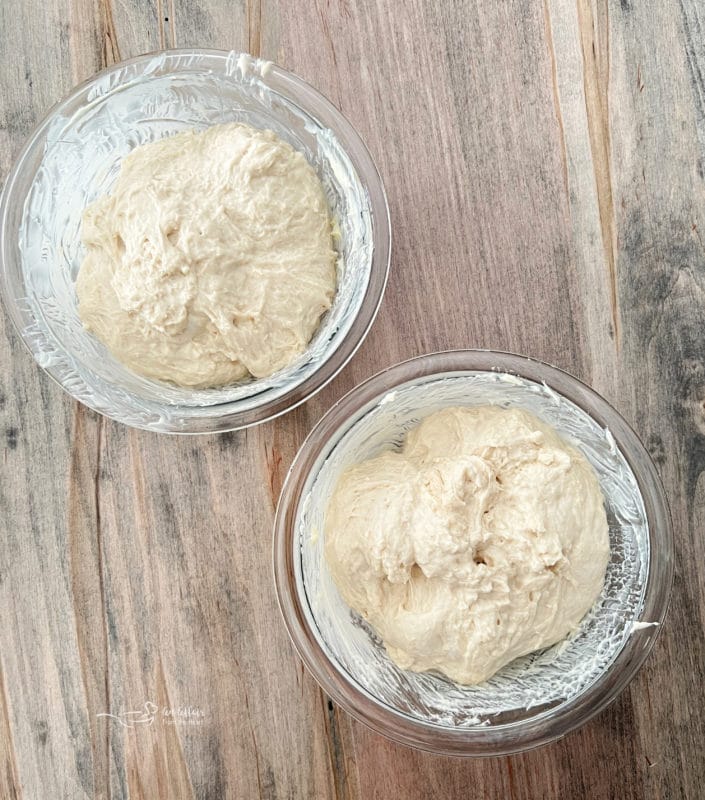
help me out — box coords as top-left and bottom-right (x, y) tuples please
(0, 49), (390, 432)
(273, 350), (673, 756)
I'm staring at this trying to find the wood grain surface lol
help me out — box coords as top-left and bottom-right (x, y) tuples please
(1, 1), (704, 798)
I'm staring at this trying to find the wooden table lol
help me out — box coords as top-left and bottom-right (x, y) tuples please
(1, 1), (704, 797)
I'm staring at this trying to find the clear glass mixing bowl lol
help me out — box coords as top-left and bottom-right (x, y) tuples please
(273, 350), (673, 756)
(0, 50), (390, 432)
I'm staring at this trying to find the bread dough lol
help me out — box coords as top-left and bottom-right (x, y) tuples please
(76, 123), (336, 387)
(324, 406), (610, 685)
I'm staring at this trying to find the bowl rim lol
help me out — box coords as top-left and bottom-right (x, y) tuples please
(0, 48), (391, 433)
(272, 349), (674, 756)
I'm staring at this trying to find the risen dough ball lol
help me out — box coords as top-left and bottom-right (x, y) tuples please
(76, 123), (336, 388)
(324, 406), (610, 685)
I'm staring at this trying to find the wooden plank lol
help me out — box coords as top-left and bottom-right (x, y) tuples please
(1, 1), (103, 797)
(1, 0), (704, 798)
(602, 1), (705, 797)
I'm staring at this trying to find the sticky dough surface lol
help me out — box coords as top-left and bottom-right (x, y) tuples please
(76, 123), (336, 387)
(324, 406), (610, 685)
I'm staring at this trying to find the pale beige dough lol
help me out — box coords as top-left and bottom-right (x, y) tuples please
(76, 123), (336, 388)
(324, 406), (610, 685)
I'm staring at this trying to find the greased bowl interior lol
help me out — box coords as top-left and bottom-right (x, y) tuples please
(273, 351), (673, 756)
(0, 49), (390, 432)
